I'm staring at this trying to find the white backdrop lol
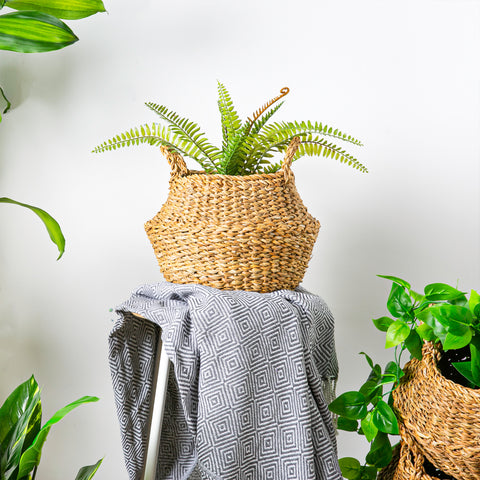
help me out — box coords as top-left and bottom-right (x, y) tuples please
(0, 0), (479, 478)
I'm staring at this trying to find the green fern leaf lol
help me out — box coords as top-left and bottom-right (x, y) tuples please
(145, 102), (221, 170)
(217, 81), (242, 150)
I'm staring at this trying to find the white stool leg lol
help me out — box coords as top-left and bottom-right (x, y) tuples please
(142, 333), (171, 480)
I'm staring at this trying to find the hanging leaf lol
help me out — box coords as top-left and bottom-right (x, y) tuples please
(0, 197), (65, 259)
(5, 0), (106, 20)
(75, 458), (103, 480)
(372, 400), (399, 435)
(385, 320), (410, 348)
(338, 457), (362, 480)
(17, 396), (99, 478)
(0, 11), (78, 53)
(328, 391), (368, 420)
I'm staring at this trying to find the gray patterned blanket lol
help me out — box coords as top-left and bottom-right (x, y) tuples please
(109, 282), (341, 480)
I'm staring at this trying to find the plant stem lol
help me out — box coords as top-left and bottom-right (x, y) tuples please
(31, 465), (38, 480)
(0, 85), (11, 114)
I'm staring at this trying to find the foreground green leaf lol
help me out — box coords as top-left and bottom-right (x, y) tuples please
(365, 432), (392, 468)
(338, 457), (362, 480)
(5, 0), (106, 19)
(0, 376), (40, 479)
(386, 283), (413, 318)
(17, 396), (99, 478)
(328, 391), (367, 420)
(424, 283), (466, 302)
(385, 320), (410, 348)
(404, 329), (423, 359)
(337, 417), (358, 432)
(372, 317), (394, 332)
(0, 197), (65, 259)
(361, 411), (378, 442)
(75, 458), (103, 480)
(0, 11), (78, 53)
(372, 400), (399, 435)
(452, 361), (478, 387)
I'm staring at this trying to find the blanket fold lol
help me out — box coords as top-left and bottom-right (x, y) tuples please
(109, 282), (341, 480)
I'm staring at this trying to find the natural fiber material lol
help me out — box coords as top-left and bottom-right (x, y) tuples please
(393, 341), (480, 479)
(145, 137), (320, 293)
(377, 436), (440, 480)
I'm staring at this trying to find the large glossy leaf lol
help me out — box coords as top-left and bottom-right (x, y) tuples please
(337, 417), (358, 432)
(338, 457), (362, 480)
(469, 290), (480, 316)
(75, 458), (103, 480)
(372, 316), (394, 332)
(17, 396), (99, 478)
(5, 0), (106, 20)
(0, 197), (65, 259)
(328, 391), (367, 420)
(385, 320), (410, 348)
(361, 411), (378, 442)
(404, 329), (423, 359)
(365, 432), (392, 468)
(443, 325), (472, 350)
(0, 11), (78, 53)
(424, 283), (466, 302)
(0, 376), (40, 480)
(386, 284), (413, 318)
(451, 361), (478, 387)
(372, 400), (399, 435)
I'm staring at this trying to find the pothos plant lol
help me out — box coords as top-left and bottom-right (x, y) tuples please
(0, 375), (102, 480)
(93, 82), (367, 176)
(0, 0), (106, 259)
(329, 275), (480, 480)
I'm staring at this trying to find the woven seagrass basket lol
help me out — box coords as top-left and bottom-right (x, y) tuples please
(144, 137), (320, 293)
(393, 341), (480, 480)
(377, 436), (441, 480)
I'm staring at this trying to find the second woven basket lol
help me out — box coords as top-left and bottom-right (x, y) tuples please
(393, 341), (480, 480)
(145, 137), (321, 293)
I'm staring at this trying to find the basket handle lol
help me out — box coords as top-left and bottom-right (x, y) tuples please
(280, 136), (301, 182)
(159, 146), (189, 178)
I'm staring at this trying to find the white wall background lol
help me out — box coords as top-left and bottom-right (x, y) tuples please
(0, 0), (479, 478)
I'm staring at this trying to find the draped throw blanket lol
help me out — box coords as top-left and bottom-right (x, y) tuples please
(109, 282), (341, 480)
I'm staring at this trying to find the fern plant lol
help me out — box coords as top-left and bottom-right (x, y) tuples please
(93, 82), (367, 176)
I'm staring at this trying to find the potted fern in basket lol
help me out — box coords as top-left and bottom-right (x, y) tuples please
(93, 82), (367, 175)
(93, 83), (366, 293)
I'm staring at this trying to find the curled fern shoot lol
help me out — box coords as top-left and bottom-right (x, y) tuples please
(93, 83), (366, 176)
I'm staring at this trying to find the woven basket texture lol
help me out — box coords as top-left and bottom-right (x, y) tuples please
(393, 341), (480, 480)
(377, 437), (440, 480)
(145, 137), (320, 293)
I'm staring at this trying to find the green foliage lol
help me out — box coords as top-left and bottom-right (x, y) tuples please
(0, 197), (65, 259)
(331, 275), (480, 477)
(93, 82), (367, 176)
(0, 375), (101, 480)
(0, 0), (105, 54)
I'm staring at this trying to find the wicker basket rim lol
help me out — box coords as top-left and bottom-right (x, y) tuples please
(168, 167), (292, 181)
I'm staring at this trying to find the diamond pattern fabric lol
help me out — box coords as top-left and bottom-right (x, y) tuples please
(109, 282), (341, 480)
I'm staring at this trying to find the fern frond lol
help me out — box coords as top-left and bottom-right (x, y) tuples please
(218, 124), (257, 175)
(145, 102), (221, 170)
(217, 81), (242, 150)
(262, 136), (368, 173)
(261, 120), (364, 146)
(247, 87), (290, 126)
(250, 101), (284, 136)
(92, 123), (216, 172)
